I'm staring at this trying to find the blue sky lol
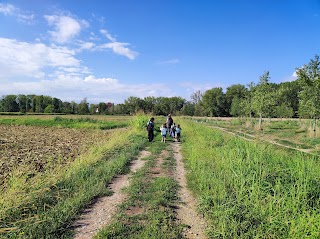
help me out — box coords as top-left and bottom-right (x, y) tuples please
(0, 0), (320, 104)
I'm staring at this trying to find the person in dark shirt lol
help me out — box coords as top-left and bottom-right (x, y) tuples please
(166, 113), (173, 136)
(146, 117), (155, 142)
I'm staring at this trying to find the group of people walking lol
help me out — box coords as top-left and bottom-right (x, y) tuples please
(146, 113), (181, 143)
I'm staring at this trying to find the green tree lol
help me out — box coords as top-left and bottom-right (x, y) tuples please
(78, 98), (90, 115)
(17, 94), (28, 113)
(44, 104), (54, 113)
(31, 95), (36, 112)
(230, 96), (244, 117)
(1, 95), (19, 112)
(61, 101), (72, 114)
(52, 97), (62, 113)
(167, 97), (185, 114)
(296, 55), (320, 121)
(252, 71), (277, 129)
(202, 87), (226, 116)
(89, 104), (97, 114)
(226, 84), (248, 116)
(35, 95), (44, 113)
(143, 96), (157, 113)
(70, 101), (77, 114)
(276, 81), (300, 117)
(98, 102), (107, 114)
(181, 102), (195, 116)
(124, 96), (144, 114)
(113, 103), (128, 114)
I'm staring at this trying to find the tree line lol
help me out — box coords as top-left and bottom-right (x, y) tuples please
(1, 55), (319, 120)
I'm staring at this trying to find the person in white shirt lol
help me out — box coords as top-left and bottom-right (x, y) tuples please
(160, 123), (168, 143)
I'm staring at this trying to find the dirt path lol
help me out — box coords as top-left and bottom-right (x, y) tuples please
(172, 142), (208, 239)
(212, 126), (316, 155)
(72, 150), (150, 239)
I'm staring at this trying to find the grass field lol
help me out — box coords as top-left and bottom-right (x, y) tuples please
(190, 117), (320, 155)
(180, 118), (320, 238)
(1, 115), (320, 238)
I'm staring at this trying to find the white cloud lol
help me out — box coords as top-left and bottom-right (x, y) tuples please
(0, 38), (83, 80)
(98, 42), (138, 60)
(44, 15), (88, 43)
(0, 3), (35, 23)
(84, 75), (118, 85)
(157, 58), (180, 64)
(0, 37), (166, 102)
(0, 73), (173, 103)
(97, 28), (139, 60)
(76, 41), (95, 52)
(100, 29), (116, 42)
(0, 3), (16, 15)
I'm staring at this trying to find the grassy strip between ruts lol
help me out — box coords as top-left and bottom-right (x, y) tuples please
(0, 127), (147, 239)
(180, 118), (320, 238)
(95, 136), (183, 239)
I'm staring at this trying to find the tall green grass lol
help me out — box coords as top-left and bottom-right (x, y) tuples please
(0, 127), (147, 238)
(180, 119), (320, 238)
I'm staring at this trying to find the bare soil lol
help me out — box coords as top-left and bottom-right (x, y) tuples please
(0, 125), (112, 188)
(72, 150), (150, 239)
(172, 142), (208, 239)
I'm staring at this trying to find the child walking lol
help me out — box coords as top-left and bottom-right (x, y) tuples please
(160, 123), (168, 142)
(171, 123), (176, 137)
(175, 124), (182, 142)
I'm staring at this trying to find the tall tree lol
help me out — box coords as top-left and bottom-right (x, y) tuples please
(35, 95), (44, 113)
(202, 87), (226, 116)
(225, 84), (248, 116)
(252, 71), (277, 129)
(191, 90), (203, 104)
(98, 102), (107, 114)
(181, 102), (195, 116)
(78, 98), (90, 115)
(296, 54), (320, 121)
(52, 97), (62, 113)
(143, 96), (157, 113)
(124, 96), (144, 114)
(17, 94), (28, 113)
(1, 95), (19, 112)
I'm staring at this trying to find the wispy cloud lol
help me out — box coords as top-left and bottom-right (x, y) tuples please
(0, 3), (35, 23)
(97, 42), (138, 60)
(44, 15), (89, 43)
(98, 28), (138, 60)
(0, 3), (15, 15)
(157, 58), (180, 64)
(100, 29), (116, 42)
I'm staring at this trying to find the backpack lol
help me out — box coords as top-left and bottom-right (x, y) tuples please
(146, 121), (153, 131)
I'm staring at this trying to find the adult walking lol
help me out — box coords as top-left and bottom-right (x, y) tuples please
(166, 113), (173, 136)
(146, 117), (155, 142)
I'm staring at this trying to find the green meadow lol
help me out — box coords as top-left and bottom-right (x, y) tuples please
(0, 115), (320, 238)
(180, 118), (320, 238)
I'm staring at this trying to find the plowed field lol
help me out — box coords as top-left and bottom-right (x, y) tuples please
(0, 125), (111, 188)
